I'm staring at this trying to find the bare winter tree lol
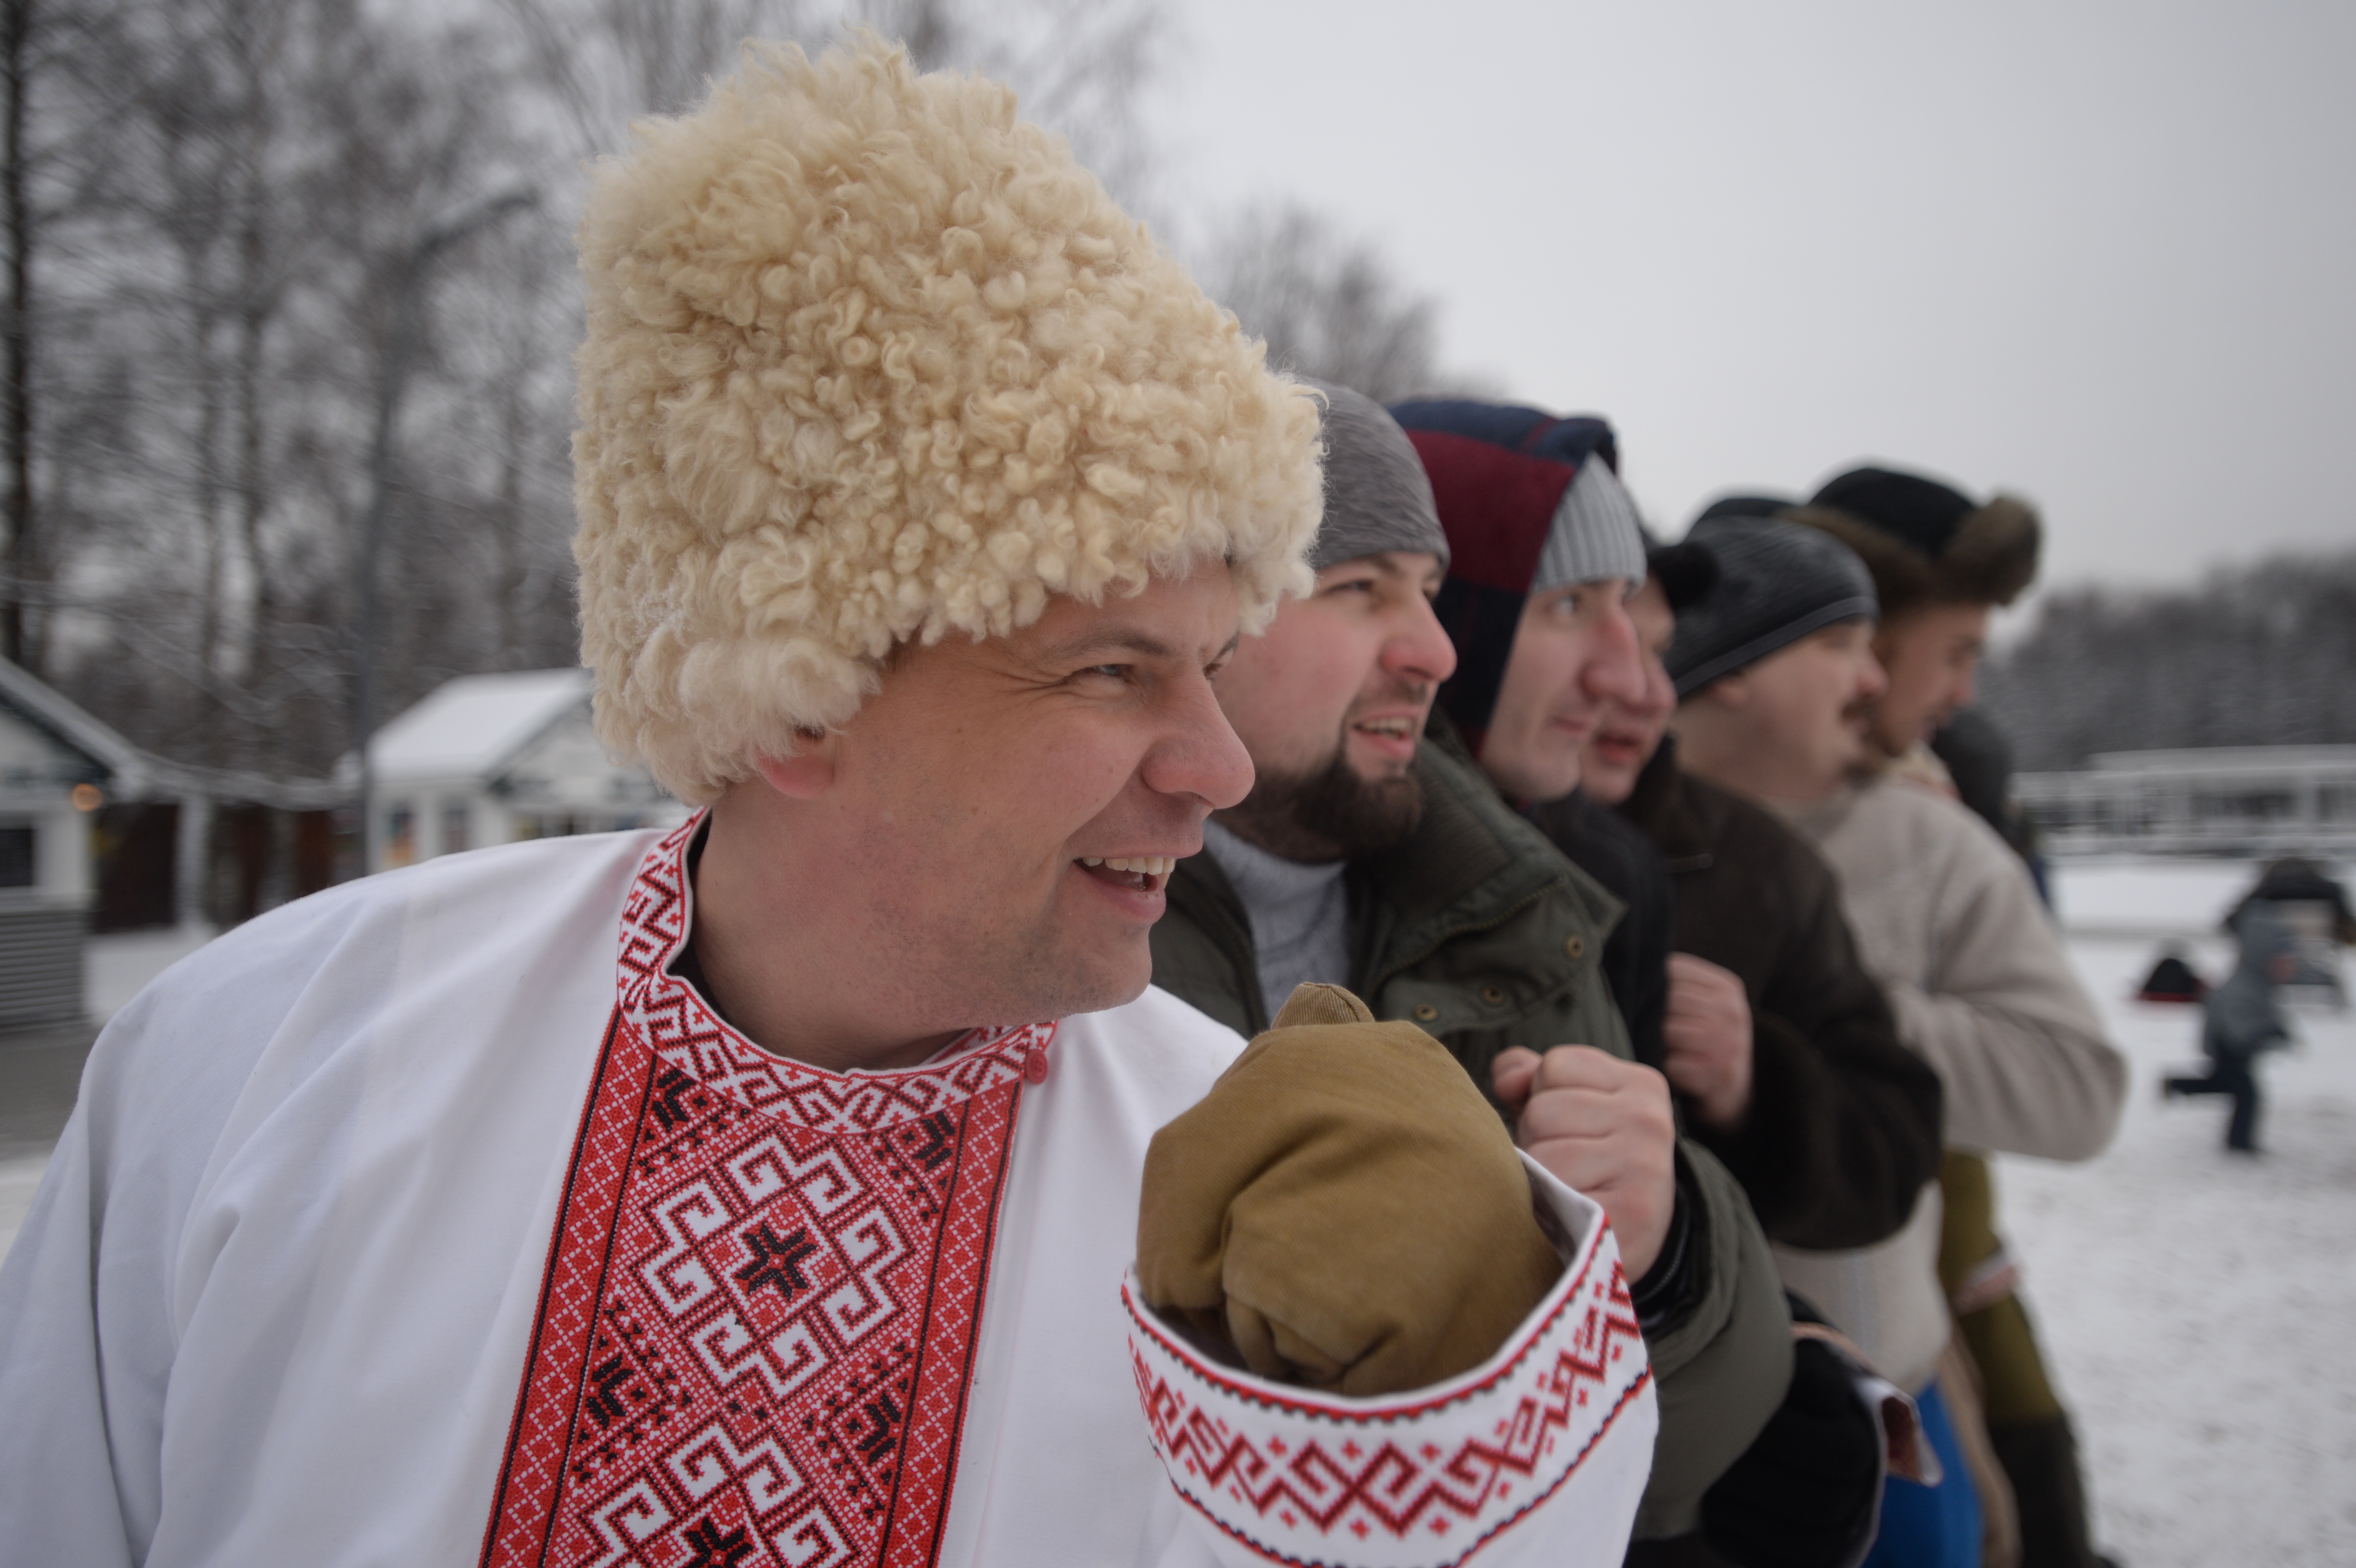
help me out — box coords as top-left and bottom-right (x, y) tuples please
(491, 0), (1163, 201)
(1199, 202), (1476, 405)
(0, 0), (148, 674)
(35, 0), (562, 774)
(18, 0), (1175, 790)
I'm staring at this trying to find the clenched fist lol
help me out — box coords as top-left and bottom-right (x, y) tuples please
(1491, 1045), (1677, 1280)
(1663, 952), (1755, 1132)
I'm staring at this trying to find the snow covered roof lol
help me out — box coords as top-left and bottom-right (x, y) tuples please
(0, 655), (151, 785)
(0, 657), (343, 808)
(368, 669), (595, 784)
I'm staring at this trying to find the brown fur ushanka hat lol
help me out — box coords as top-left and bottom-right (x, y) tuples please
(1786, 465), (2041, 620)
(572, 35), (1322, 804)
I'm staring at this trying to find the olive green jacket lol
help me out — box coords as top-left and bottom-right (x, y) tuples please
(1150, 742), (1791, 1538)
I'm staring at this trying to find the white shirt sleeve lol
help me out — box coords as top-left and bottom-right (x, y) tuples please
(0, 948), (275, 1565)
(1127, 1156), (1658, 1568)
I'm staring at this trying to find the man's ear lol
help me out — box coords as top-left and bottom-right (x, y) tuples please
(753, 732), (837, 799)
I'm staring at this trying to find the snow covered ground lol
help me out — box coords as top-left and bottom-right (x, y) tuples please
(0, 858), (2349, 1562)
(2003, 859), (2356, 1568)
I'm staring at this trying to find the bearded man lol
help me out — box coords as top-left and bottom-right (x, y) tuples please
(0, 42), (1658, 1568)
(1152, 384), (1790, 1549)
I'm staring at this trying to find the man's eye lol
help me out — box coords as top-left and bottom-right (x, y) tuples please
(1082, 664), (1129, 681)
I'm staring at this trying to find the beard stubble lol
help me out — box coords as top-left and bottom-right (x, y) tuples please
(1215, 734), (1428, 864)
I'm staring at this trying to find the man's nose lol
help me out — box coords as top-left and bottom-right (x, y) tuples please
(1384, 594), (1459, 686)
(1859, 649), (1890, 700)
(1145, 672), (1255, 812)
(1582, 597), (1646, 704)
(1635, 653), (1678, 719)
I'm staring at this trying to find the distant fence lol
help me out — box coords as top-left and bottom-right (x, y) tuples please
(2018, 745), (2356, 858)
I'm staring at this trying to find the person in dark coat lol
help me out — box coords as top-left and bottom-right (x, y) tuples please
(1559, 539), (1945, 1251)
(1553, 534), (1955, 1568)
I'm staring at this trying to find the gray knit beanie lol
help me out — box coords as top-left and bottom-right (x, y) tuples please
(1665, 517), (1879, 697)
(1303, 379), (1451, 573)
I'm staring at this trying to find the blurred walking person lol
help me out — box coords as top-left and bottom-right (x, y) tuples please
(2163, 899), (2301, 1150)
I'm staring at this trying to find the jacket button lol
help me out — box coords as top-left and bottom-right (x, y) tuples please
(1563, 936), (1585, 959)
(1480, 985), (1505, 1005)
(1413, 1004), (1439, 1022)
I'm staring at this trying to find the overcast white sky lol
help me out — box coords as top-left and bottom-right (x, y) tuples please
(1144, 0), (2356, 602)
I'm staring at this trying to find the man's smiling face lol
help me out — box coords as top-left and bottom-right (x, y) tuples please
(725, 564), (1256, 1036)
(1211, 550), (1457, 860)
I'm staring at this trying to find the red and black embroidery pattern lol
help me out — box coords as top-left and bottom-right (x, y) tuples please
(483, 820), (1046, 1568)
(1125, 1212), (1654, 1568)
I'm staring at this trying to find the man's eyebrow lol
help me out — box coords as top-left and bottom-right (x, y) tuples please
(1332, 554), (1446, 594)
(1031, 626), (1189, 664)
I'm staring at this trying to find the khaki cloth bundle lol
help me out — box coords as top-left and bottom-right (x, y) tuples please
(1136, 983), (1561, 1396)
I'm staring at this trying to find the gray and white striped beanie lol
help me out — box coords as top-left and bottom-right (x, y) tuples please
(1534, 457), (1648, 593)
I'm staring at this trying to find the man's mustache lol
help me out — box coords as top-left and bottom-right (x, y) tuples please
(1344, 679), (1436, 724)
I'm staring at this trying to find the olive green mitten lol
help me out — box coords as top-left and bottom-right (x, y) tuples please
(1137, 982), (1562, 1396)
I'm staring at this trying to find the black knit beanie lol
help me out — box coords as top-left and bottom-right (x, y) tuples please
(1664, 517), (1878, 697)
(1691, 493), (1794, 526)
(1640, 527), (1718, 612)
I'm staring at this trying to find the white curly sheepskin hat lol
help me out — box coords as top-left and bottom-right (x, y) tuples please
(574, 34), (1323, 804)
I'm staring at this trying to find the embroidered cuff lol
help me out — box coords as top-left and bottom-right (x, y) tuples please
(1124, 1156), (1657, 1568)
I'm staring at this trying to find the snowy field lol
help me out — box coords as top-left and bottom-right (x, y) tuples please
(0, 859), (2349, 1562)
(2004, 859), (2356, 1568)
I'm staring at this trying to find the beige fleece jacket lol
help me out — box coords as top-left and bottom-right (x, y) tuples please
(1760, 773), (2126, 1392)
(1780, 773), (2127, 1162)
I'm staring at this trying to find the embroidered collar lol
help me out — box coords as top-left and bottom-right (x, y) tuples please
(616, 814), (1049, 1133)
